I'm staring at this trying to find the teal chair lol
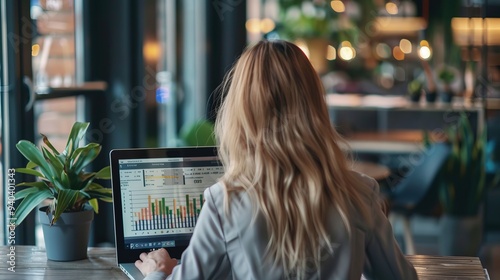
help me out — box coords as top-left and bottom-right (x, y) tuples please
(179, 120), (216, 146)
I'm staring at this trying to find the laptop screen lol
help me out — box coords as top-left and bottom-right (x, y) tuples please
(110, 147), (223, 262)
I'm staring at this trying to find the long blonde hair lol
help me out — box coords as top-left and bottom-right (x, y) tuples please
(215, 40), (371, 278)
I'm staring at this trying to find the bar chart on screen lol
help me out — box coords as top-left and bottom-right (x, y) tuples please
(119, 165), (224, 237)
(131, 190), (204, 231)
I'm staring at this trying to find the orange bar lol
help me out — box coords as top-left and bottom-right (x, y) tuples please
(173, 199), (177, 217)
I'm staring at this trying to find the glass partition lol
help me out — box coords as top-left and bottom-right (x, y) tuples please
(30, 0), (79, 246)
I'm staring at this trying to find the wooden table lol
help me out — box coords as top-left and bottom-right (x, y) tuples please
(0, 246), (125, 279)
(351, 160), (391, 181)
(0, 246), (489, 279)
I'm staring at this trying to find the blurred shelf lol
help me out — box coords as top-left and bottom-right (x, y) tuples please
(486, 98), (500, 110)
(342, 140), (422, 154)
(328, 94), (484, 154)
(342, 130), (447, 154)
(327, 93), (484, 111)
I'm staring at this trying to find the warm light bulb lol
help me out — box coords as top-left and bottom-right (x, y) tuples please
(246, 18), (261, 34)
(326, 45), (336, 60)
(418, 46), (432, 60)
(399, 39), (412, 54)
(341, 41), (352, 47)
(386, 2), (398, 15)
(260, 18), (275, 34)
(392, 46), (405, 61)
(144, 41), (161, 63)
(339, 46), (355, 61)
(330, 0), (345, 13)
(32, 44), (40, 56)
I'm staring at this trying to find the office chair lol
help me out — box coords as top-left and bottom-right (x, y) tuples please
(386, 143), (451, 255)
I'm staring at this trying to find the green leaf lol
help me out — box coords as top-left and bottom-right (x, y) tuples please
(13, 189), (53, 226)
(15, 167), (45, 179)
(95, 166), (111, 179)
(50, 177), (66, 192)
(60, 170), (71, 188)
(79, 191), (91, 199)
(88, 191), (112, 202)
(84, 183), (112, 202)
(88, 198), (99, 214)
(52, 189), (79, 224)
(64, 122), (90, 158)
(80, 172), (96, 182)
(70, 143), (101, 174)
(14, 183), (51, 200)
(64, 138), (74, 166)
(84, 182), (110, 191)
(41, 133), (61, 156)
(26, 161), (38, 169)
(16, 140), (56, 180)
(42, 147), (64, 172)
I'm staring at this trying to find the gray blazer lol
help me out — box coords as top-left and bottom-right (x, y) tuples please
(145, 172), (418, 280)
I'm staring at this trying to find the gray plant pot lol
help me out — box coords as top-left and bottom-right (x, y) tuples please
(439, 214), (482, 256)
(39, 205), (94, 261)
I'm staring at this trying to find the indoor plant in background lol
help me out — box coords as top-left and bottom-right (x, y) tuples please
(14, 122), (112, 261)
(425, 113), (487, 256)
(407, 78), (424, 103)
(276, 0), (337, 73)
(275, 0), (375, 74)
(437, 65), (457, 103)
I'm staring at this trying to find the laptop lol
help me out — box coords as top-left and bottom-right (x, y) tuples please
(109, 147), (224, 280)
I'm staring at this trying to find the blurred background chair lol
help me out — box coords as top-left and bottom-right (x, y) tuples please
(386, 143), (451, 255)
(483, 187), (500, 244)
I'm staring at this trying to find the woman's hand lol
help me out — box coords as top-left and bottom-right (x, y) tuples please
(135, 248), (178, 276)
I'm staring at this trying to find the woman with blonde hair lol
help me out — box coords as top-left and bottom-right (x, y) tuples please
(136, 40), (418, 280)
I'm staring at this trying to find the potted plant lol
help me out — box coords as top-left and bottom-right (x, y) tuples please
(277, 0), (337, 41)
(424, 113), (487, 256)
(407, 78), (424, 103)
(437, 65), (456, 103)
(14, 122), (112, 261)
(275, 0), (336, 73)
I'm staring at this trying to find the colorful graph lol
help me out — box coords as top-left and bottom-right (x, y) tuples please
(133, 194), (204, 231)
(120, 165), (224, 237)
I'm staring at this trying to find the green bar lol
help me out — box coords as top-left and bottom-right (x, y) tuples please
(186, 194), (190, 217)
(151, 203), (155, 217)
(200, 194), (203, 208)
(168, 209), (172, 228)
(162, 198), (166, 216)
(193, 198), (196, 215)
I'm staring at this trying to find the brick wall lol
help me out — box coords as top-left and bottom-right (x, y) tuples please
(36, 97), (76, 152)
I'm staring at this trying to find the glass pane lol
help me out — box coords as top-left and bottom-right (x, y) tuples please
(156, 0), (210, 147)
(0, 1), (4, 244)
(30, 0), (78, 247)
(31, 0), (75, 89)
